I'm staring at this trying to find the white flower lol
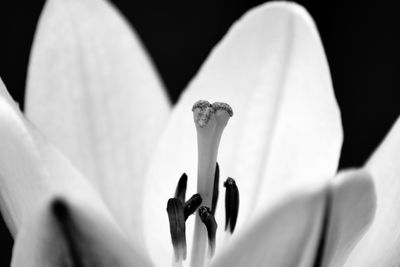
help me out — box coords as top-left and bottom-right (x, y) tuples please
(0, 0), (396, 266)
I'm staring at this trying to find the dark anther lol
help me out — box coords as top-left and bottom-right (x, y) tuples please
(166, 198), (187, 261)
(175, 173), (188, 204)
(184, 193), (202, 220)
(211, 163), (219, 216)
(224, 177), (239, 234)
(198, 206), (217, 257)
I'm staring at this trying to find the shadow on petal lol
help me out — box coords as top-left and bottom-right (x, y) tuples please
(11, 197), (152, 267)
(321, 169), (376, 267)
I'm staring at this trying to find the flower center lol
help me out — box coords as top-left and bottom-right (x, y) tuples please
(166, 100), (239, 267)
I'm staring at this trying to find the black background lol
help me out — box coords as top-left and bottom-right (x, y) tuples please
(0, 0), (399, 265)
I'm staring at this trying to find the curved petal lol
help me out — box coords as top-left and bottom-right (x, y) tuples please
(210, 182), (327, 267)
(25, 0), (170, 246)
(0, 79), (148, 260)
(11, 198), (151, 267)
(142, 2), (342, 265)
(0, 79), (17, 104)
(344, 117), (400, 266)
(321, 169), (376, 267)
(0, 82), (105, 234)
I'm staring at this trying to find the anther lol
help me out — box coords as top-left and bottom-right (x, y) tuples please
(211, 163), (219, 216)
(184, 194), (202, 220)
(198, 206), (217, 257)
(166, 198), (187, 261)
(224, 177), (239, 234)
(175, 173), (188, 204)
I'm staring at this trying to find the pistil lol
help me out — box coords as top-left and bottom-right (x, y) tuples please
(191, 100), (232, 267)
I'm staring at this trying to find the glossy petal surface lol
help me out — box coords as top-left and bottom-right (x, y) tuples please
(344, 117), (400, 266)
(25, 0), (170, 246)
(143, 2), (342, 265)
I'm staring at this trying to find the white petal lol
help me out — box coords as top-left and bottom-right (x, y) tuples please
(0, 78), (112, 234)
(344, 117), (400, 266)
(0, 79), (16, 103)
(322, 169), (376, 267)
(12, 198), (152, 267)
(0, 80), (150, 266)
(142, 2), (342, 264)
(25, 0), (170, 246)
(210, 182), (327, 267)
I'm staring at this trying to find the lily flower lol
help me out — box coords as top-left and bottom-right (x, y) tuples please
(0, 0), (394, 266)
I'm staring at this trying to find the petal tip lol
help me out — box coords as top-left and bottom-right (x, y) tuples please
(244, 1), (315, 26)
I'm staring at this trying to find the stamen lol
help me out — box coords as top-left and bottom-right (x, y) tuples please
(184, 194), (202, 220)
(211, 163), (220, 216)
(198, 206), (218, 257)
(191, 100), (232, 267)
(166, 198), (187, 262)
(224, 177), (239, 234)
(175, 173), (188, 203)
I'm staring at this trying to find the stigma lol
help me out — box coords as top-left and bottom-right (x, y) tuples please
(166, 100), (239, 267)
(191, 100), (233, 208)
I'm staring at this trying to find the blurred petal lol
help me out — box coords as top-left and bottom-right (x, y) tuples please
(143, 2), (342, 264)
(0, 78), (112, 234)
(321, 169), (376, 267)
(25, 0), (170, 246)
(210, 182), (327, 267)
(344, 117), (400, 266)
(0, 79), (16, 104)
(12, 198), (152, 267)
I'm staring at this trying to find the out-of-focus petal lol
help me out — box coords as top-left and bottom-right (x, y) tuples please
(0, 79), (16, 103)
(25, 0), (170, 246)
(11, 198), (152, 267)
(142, 2), (342, 264)
(321, 169), (376, 267)
(344, 117), (400, 266)
(210, 182), (327, 267)
(0, 79), (148, 261)
(0, 81), (105, 235)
